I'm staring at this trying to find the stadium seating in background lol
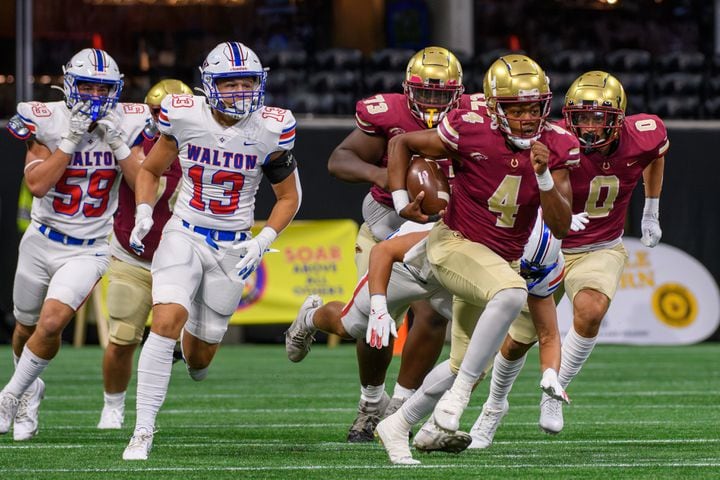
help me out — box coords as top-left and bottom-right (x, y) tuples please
(313, 48), (363, 71)
(549, 50), (598, 72)
(649, 96), (701, 119)
(655, 51), (706, 73)
(368, 48), (416, 71)
(605, 49), (653, 72)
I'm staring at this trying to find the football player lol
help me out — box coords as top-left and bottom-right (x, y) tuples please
(97, 79), (192, 430)
(376, 54), (579, 465)
(468, 71), (668, 448)
(0, 48), (149, 441)
(122, 42), (301, 461)
(317, 46), (485, 442)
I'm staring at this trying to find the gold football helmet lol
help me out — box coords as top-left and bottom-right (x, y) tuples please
(145, 79), (192, 113)
(483, 54), (552, 149)
(403, 46), (464, 128)
(563, 71), (626, 151)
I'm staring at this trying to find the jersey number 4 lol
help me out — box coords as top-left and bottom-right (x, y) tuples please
(187, 165), (246, 214)
(54, 169), (118, 217)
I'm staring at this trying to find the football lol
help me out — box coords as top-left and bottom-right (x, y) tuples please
(406, 156), (450, 215)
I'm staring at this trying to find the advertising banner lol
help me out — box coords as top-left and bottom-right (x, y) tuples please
(557, 238), (720, 345)
(230, 219), (359, 324)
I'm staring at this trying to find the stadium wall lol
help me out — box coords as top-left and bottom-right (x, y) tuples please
(1, 119), (718, 340)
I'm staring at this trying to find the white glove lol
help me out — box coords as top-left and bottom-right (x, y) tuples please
(58, 101), (93, 154)
(641, 197), (661, 247)
(129, 203), (154, 255)
(540, 368), (571, 404)
(570, 212), (590, 232)
(233, 227), (277, 280)
(96, 108), (131, 160)
(366, 295), (398, 349)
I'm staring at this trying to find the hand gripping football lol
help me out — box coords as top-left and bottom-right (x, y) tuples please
(406, 156), (450, 215)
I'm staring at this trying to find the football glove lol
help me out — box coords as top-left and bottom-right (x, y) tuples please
(570, 212), (590, 232)
(58, 101), (93, 154)
(96, 108), (131, 160)
(540, 368), (571, 404)
(233, 227), (277, 280)
(129, 203), (154, 255)
(640, 198), (661, 247)
(366, 295), (397, 349)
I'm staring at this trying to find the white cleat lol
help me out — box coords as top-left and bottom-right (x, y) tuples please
(468, 400), (509, 449)
(539, 393), (564, 434)
(97, 404), (125, 429)
(285, 295), (323, 362)
(13, 378), (45, 441)
(375, 411), (420, 465)
(540, 368), (571, 404)
(413, 417), (472, 454)
(123, 427), (155, 460)
(432, 388), (470, 433)
(0, 391), (20, 435)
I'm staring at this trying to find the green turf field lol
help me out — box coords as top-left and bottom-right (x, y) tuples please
(1, 343), (718, 479)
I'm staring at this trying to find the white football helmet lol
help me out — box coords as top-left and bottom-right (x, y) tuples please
(520, 212), (561, 290)
(200, 42), (267, 119)
(62, 48), (123, 121)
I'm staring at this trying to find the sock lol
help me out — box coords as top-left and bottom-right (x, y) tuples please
(12, 352), (19, 368)
(392, 383), (415, 400)
(104, 391), (126, 409)
(188, 366), (209, 382)
(486, 352), (527, 408)
(456, 288), (526, 387)
(134, 332), (176, 432)
(304, 307), (318, 330)
(558, 327), (597, 388)
(360, 383), (385, 403)
(2, 345), (49, 398)
(402, 359), (455, 425)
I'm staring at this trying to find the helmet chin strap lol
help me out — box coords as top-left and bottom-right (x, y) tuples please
(507, 133), (537, 150)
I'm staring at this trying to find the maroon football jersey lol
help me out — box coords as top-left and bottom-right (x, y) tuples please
(560, 114), (669, 250)
(438, 109), (580, 261)
(354, 92), (486, 207)
(113, 136), (182, 261)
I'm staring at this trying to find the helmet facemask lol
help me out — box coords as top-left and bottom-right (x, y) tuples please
(404, 80), (464, 128)
(564, 105), (624, 153)
(202, 71), (267, 120)
(62, 49), (123, 121)
(492, 94), (552, 150)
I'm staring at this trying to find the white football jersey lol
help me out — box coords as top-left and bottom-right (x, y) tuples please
(158, 94), (296, 232)
(16, 101), (149, 239)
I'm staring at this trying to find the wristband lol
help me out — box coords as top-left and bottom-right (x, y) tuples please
(136, 203), (154, 219)
(643, 197), (659, 218)
(535, 169), (554, 192)
(113, 143), (132, 161)
(391, 190), (410, 215)
(58, 138), (77, 155)
(370, 294), (388, 312)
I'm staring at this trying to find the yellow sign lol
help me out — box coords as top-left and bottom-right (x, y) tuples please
(231, 219), (359, 324)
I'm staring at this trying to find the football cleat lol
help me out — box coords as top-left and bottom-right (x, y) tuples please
(13, 378), (45, 441)
(123, 426), (155, 460)
(468, 400), (509, 449)
(97, 404), (125, 430)
(0, 391), (20, 434)
(382, 396), (406, 419)
(413, 417), (472, 454)
(347, 392), (390, 442)
(285, 295), (322, 363)
(539, 393), (564, 434)
(375, 411), (419, 465)
(432, 388), (470, 433)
